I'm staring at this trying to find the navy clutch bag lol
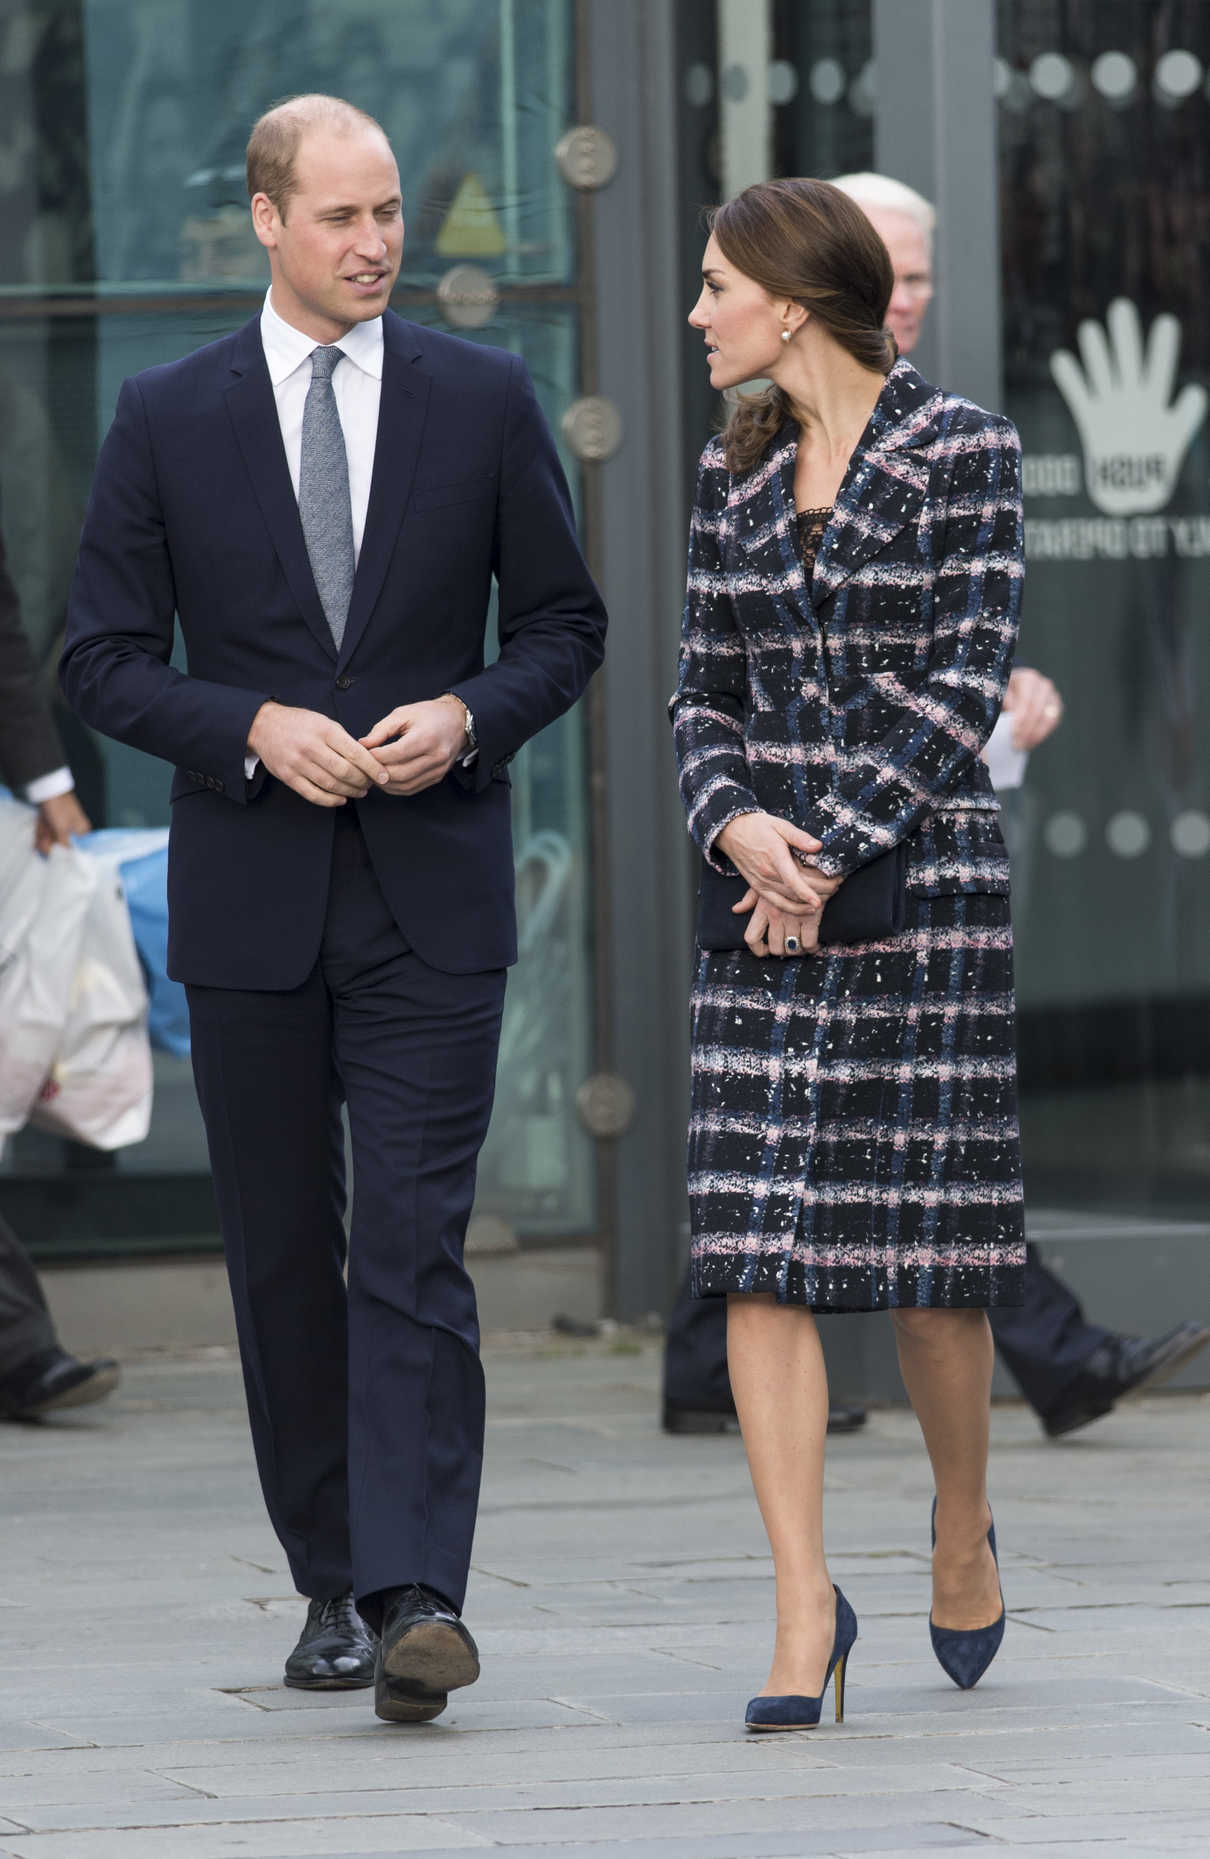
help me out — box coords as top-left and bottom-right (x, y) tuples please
(696, 841), (907, 951)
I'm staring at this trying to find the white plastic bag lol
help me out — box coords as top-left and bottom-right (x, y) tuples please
(0, 800), (97, 1136)
(28, 864), (152, 1150)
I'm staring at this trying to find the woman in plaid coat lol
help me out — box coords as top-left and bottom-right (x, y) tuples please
(672, 179), (1025, 1727)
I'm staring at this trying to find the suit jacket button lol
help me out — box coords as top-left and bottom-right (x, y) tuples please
(335, 675), (354, 690)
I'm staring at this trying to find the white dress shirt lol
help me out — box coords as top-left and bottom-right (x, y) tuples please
(259, 288), (383, 562)
(25, 767), (74, 805)
(245, 293), (384, 778)
(246, 292), (477, 778)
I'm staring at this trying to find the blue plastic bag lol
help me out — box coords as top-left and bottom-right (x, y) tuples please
(76, 830), (190, 1058)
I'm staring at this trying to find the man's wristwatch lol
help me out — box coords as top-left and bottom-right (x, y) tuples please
(445, 692), (477, 761)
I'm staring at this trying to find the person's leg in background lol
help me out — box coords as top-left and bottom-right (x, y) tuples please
(0, 1210), (119, 1419)
(990, 1242), (1210, 1438)
(662, 1260), (867, 1435)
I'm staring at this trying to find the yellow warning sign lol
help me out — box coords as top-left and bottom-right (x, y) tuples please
(435, 173), (507, 258)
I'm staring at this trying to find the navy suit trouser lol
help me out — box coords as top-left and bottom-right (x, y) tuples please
(0, 1213), (58, 1383)
(187, 806), (505, 1617)
(664, 1244), (1112, 1423)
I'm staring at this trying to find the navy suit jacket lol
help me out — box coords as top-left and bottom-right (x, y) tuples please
(62, 311), (606, 987)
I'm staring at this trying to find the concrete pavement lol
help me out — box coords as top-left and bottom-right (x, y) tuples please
(0, 1334), (1207, 1858)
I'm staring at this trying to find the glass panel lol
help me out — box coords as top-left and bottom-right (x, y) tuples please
(69, 0), (572, 295)
(770, 0), (875, 181)
(997, 0), (1210, 1214)
(0, 0), (596, 1243)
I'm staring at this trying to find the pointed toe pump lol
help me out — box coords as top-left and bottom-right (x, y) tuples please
(929, 1499), (1005, 1690)
(745, 1586), (858, 1731)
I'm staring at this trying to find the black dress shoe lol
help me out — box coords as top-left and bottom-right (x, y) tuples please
(1043, 1322), (1210, 1438)
(0, 1348), (120, 1421)
(374, 1583), (478, 1723)
(284, 1594), (376, 1689)
(374, 1672), (448, 1723)
(662, 1399), (867, 1436)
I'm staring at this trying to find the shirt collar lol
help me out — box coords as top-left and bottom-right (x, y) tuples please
(260, 289), (385, 385)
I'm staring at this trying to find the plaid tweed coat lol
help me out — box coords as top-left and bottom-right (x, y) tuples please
(671, 360), (1027, 1310)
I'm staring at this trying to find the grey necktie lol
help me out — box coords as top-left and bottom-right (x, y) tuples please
(298, 345), (355, 650)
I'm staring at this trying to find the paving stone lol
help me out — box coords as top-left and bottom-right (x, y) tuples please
(0, 1820), (490, 1858)
(2, 1349), (1208, 1856)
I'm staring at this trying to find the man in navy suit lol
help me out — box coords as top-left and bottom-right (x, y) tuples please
(62, 94), (606, 1723)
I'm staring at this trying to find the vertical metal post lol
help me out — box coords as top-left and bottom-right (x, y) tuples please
(717, 0), (772, 198)
(872, 0), (1003, 411)
(583, 0), (693, 1319)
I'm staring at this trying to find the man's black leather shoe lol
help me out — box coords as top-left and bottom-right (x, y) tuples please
(662, 1399), (867, 1436)
(375, 1583), (479, 1718)
(1043, 1322), (1210, 1438)
(374, 1671), (448, 1723)
(284, 1594), (376, 1689)
(0, 1348), (120, 1421)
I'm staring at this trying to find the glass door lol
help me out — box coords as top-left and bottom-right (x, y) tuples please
(997, 0), (1210, 1216)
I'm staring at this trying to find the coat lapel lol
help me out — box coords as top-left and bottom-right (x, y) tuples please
(223, 316), (337, 661)
(733, 429), (814, 629)
(336, 313), (431, 670)
(812, 360), (940, 606)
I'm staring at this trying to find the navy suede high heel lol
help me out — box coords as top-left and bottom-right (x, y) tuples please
(929, 1498), (1005, 1689)
(745, 1585), (858, 1730)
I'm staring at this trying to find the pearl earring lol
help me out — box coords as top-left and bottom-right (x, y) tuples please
(780, 327), (791, 343)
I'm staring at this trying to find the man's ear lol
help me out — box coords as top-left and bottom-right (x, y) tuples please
(250, 192), (281, 252)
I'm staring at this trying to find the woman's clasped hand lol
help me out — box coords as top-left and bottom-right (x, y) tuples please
(715, 810), (844, 957)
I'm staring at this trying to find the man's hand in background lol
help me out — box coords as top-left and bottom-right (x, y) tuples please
(35, 790), (90, 855)
(1004, 667), (1063, 751)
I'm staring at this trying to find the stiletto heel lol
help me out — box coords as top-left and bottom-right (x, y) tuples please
(833, 1648), (848, 1723)
(929, 1498), (1005, 1689)
(745, 1585), (858, 1731)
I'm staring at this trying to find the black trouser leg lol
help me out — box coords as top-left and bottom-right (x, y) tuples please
(662, 1263), (733, 1415)
(989, 1241), (1114, 1418)
(321, 825), (505, 1618)
(0, 1211), (58, 1384)
(187, 972), (352, 1601)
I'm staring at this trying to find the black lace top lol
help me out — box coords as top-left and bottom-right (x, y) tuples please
(796, 506), (831, 577)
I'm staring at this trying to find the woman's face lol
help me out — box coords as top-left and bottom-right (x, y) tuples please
(688, 232), (789, 390)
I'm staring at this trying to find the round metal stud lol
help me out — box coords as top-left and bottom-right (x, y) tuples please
(554, 125), (619, 191)
(436, 264), (499, 329)
(561, 395), (623, 462)
(575, 1073), (636, 1139)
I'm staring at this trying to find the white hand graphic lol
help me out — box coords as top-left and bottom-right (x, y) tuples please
(1050, 298), (1207, 516)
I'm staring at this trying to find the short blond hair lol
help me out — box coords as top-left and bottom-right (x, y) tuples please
(830, 171), (936, 245)
(246, 93), (387, 218)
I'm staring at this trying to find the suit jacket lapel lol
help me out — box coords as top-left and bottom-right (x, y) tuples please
(812, 360), (939, 606)
(223, 317), (337, 661)
(337, 314), (431, 670)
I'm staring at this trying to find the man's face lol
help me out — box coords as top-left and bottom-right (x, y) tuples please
(252, 126), (404, 341)
(862, 205), (933, 356)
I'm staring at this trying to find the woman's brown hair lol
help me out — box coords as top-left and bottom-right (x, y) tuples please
(709, 177), (896, 474)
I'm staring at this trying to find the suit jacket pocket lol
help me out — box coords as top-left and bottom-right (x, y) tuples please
(905, 808), (1011, 895)
(411, 473), (498, 514)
